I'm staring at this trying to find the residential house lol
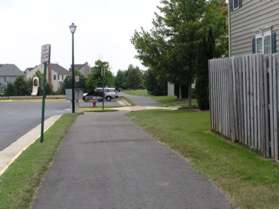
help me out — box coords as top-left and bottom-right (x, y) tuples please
(229, 0), (278, 56)
(25, 63), (69, 92)
(0, 64), (24, 93)
(71, 62), (91, 78)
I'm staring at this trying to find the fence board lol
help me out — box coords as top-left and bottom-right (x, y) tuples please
(209, 54), (279, 160)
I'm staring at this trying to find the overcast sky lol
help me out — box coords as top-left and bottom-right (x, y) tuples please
(0, 0), (160, 74)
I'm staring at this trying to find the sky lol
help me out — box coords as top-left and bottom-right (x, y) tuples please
(0, 0), (160, 74)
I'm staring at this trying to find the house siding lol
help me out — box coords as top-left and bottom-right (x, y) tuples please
(230, 0), (279, 56)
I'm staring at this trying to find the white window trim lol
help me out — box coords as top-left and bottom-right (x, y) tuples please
(255, 31), (272, 54)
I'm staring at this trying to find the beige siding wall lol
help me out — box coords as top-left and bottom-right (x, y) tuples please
(230, 0), (279, 56)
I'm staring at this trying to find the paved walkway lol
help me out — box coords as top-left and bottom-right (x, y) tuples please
(32, 112), (231, 209)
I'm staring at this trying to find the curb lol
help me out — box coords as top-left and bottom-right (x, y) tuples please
(0, 115), (62, 176)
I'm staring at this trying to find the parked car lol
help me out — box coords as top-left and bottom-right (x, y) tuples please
(83, 87), (118, 102)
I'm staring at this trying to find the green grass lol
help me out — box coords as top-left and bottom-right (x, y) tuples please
(151, 95), (198, 108)
(129, 110), (279, 209)
(124, 89), (197, 108)
(0, 113), (78, 209)
(123, 89), (149, 96)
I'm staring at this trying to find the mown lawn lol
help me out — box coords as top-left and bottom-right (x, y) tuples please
(151, 95), (198, 108)
(0, 113), (78, 209)
(129, 110), (279, 209)
(124, 89), (197, 108)
(123, 89), (149, 96)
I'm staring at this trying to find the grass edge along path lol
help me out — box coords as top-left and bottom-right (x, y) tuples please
(0, 113), (78, 209)
(123, 89), (198, 108)
(128, 110), (279, 209)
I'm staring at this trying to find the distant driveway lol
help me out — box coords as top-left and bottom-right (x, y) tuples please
(120, 92), (160, 107)
(0, 100), (70, 151)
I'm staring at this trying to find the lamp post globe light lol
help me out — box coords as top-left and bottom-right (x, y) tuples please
(69, 23), (77, 113)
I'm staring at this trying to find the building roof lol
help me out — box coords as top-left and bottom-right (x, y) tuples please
(0, 64), (24, 76)
(74, 64), (87, 69)
(50, 64), (69, 75)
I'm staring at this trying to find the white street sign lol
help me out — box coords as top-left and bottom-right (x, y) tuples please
(41, 44), (51, 64)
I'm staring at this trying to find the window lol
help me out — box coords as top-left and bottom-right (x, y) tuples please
(256, 31), (272, 54)
(233, 0), (239, 10)
(53, 74), (57, 80)
(256, 37), (263, 54)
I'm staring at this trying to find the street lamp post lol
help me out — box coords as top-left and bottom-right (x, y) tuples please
(69, 23), (77, 113)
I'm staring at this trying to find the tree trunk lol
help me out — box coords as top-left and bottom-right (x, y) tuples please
(179, 85), (182, 99)
(188, 82), (192, 107)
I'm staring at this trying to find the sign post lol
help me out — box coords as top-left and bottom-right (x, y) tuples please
(40, 44), (51, 143)
(101, 67), (105, 111)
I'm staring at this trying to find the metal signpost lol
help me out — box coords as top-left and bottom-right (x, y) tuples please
(101, 67), (105, 111)
(40, 44), (51, 143)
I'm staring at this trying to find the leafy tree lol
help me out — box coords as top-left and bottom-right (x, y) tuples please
(132, 0), (228, 107)
(115, 70), (126, 89)
(202, 0), (228, 57)
(14, 76), (30, 96)
(196, 28), (215, 110)
(63, 70), (86, 92)
(125, 65), (144, 89)
(5, 83), (16, 96)
(144, 69), (167, 96)
(86, 60), (114, 91)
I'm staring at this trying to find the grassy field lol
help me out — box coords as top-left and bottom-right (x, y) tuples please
(129, 110), (279, 209)
(124, 89), (197, 108)
(0, 113), (78, 209)
(123, 89), (149, 96)
(151, 95), (198, 108)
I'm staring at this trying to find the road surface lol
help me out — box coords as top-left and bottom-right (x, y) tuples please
(32, 112), (231, 209)
(0, 100), (70, 151)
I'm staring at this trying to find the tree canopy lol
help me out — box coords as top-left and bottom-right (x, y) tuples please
(86, 60), (114, 92)
(132, 0), (228, 107)
(115, 65), (144, 90)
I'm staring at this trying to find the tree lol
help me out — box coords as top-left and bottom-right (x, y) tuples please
(125, 65), (144, 89)
(115, 70), (126, 89)
(196, 29), (215, 110)
(5, 83), (16, 96)
(144, 69), (167, 96)
(195, 0), (227, 110)
(202, 0), (228, 57)
(86, 60), (114, 91)
(14, 76), (31, 96)
(132, 0), (207, 105)
(63, 70), (86, 92)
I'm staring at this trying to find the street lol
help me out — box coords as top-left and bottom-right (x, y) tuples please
(0, 100), (70, 151)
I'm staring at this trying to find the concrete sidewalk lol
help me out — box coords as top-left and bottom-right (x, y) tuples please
(32, 112), (232, 209)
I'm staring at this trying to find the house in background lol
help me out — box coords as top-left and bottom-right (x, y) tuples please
(71, 62), (91, 78)
(25, 63), (69, 92)
(0, 64), (24, 94)
(229, 0), (278, 56)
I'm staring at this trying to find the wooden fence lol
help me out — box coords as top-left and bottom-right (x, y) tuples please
(209, 54), (279, 160)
